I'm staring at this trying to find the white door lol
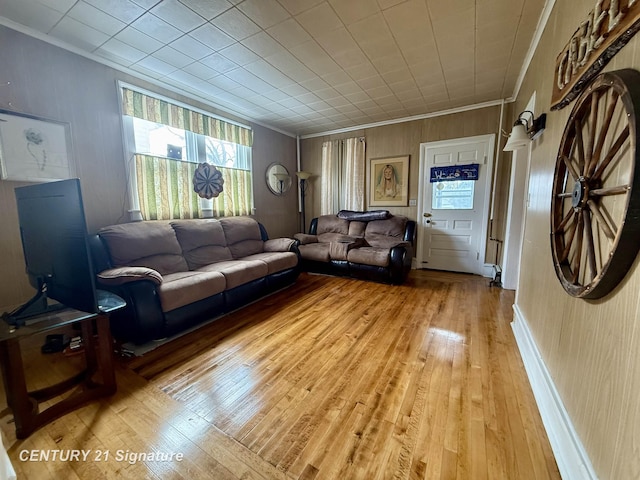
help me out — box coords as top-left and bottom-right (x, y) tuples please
(417, 135), (494, 275)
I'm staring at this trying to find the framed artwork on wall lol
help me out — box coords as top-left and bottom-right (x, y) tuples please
(369, 155), (409, 207)
(0, 109), (73, 182)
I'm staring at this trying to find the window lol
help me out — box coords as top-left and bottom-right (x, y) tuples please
(121, 86), (253, 220)
(432, 180), (475, 210)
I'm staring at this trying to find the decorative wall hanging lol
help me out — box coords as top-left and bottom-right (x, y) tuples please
(193, 162), (224, 199)
(551, 0), (640, 110)
(369, 156), (409, 207)
(0, 109), (72, 181)
(551, 69), (640, 299)
(430, 163), (479, 182)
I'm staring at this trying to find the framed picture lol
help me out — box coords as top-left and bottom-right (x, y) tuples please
(0, 109), (73, 182)
(369, 155), (409, 206)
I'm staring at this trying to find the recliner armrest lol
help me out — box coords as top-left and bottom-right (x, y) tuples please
(294, 233), (318, 245)
(264, 238), (297, 252)
(97, 266), (163, 286)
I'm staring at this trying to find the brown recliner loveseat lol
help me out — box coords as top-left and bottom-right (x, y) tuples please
(295, 210), (416, 285)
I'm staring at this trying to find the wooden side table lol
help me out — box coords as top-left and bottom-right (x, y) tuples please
(0, 296), (124, 439)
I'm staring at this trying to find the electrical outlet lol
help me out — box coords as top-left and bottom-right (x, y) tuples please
(409, 199), (417, 206)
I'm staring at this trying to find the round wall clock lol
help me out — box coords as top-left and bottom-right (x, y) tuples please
(551, 69), (640, 299)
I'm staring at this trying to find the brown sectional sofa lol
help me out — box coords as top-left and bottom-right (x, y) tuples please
(90, 216), (300, 345)
(295, 210), (416, 285)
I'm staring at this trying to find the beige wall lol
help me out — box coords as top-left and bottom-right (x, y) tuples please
(512, 0), (640, 478)
(0, 26), (297, 311)
(299, 106), (513, 262)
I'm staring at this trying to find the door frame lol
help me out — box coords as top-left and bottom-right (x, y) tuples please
(416, 133), (496, 276)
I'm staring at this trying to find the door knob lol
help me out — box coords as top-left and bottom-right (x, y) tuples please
(423, 212), (432, 218)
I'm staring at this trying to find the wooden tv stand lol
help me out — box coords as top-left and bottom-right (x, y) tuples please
(0, 301), (123, 439)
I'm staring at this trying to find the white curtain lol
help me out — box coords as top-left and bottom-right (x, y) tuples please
(321, 137), (366, 215)
(321, 140), (340, 215)
(343, 137), (366, 211)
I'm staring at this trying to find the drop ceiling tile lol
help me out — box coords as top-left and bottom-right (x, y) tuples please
(190, 23), (235, 50)
(329, 0), (379, 25)
(150, 0), (206, 32)
(0, 0), (64, 32)
(182, 61), (218, 80)
(67, 2), (126, 36)
(321, 70), (353, 86)
(131, 13), (183, 42)
(211, 7), (261, 41)
(115, 26), (163, 53)
(299, 77), (330, 91)
(164, 69), (204, 87)
(49, 16), (110, 51)
(134, 55), (178, 76)
(84, 0), (145, 23)
(265, 51), (316, 83)
(171, 34), (214, 59)
(225, 68), (274, 93)
(96, 38), (146, 64)
(219, 43), (260, 66)
(237, 0), (290, 29)
(289, 41), (342, 75)
(207, 73), (242, 90)
(38, 0), (76, 13)
(131, 0), (159, 7)
(279, 83), (310, 97)
(177, 0), (232, 20)
(295, 2), (343, 36)
(153, 45), (194, 68)
(267, 18), (312, 49)
(242, 31), (285, 57)
(276, 0), (324, 16)
(200, 53), (238, 73)
(244, 60), (295, 87)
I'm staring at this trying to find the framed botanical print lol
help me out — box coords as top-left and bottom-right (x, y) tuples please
(369, 155), (409, 207)
(0, 109), (73, 182)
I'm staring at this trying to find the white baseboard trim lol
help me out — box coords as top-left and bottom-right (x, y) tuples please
(511, 305), (598, 480)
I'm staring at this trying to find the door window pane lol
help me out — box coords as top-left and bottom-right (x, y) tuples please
(432, 180), (475, 209)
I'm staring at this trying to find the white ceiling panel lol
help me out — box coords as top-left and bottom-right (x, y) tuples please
(0, 0), (547, 135)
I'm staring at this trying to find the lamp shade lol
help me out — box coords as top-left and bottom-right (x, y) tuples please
(503, 123), (530, 151)
(296, 171), (312, 180)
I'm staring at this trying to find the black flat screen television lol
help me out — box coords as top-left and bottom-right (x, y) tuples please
(6, 178), (99, 326)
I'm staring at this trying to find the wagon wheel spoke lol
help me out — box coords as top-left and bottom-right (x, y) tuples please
(586, 199), (616, 240)
(588, 91), (619, 177)
(561, 155), (581, 181)
(570, 214), (584, 283)
(560, 212), (580, 262)
(590, 184), (630, 196)
(592, 126), (629, 181)
(583, 210), (597, 281)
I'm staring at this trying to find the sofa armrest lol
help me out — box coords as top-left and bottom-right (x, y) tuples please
(264, 237), (297, 252)
(97, 266), (163, 286)
(293, 233), (318, 245)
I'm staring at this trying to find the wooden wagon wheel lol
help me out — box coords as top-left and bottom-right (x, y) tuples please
(551, 69), (640, 299)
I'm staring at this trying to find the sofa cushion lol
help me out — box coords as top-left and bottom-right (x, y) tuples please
(298, 243), (331, 262)
(198, 259), (268, 289)
(171, 219), (233, 269)
(365, 216), (408, 238)
(219, 217), (264, 258)
(158, 270), (226, 312)
(241, 252), (299, 274)
(348, 221), (366, 237)
(317, 232), (360, 244)
(347, 247), (391, 267)
(98, 221), (188, 275)
(316, 215), (349, 235)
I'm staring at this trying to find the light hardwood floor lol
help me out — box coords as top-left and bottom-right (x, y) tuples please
(0, 270), (560, 479)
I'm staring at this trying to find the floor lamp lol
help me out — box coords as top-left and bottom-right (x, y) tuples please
(296, 171), (312, 233)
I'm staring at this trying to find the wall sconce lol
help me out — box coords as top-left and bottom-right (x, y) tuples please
(296, 171), (312, 233)
(503, 110), (547, 151)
